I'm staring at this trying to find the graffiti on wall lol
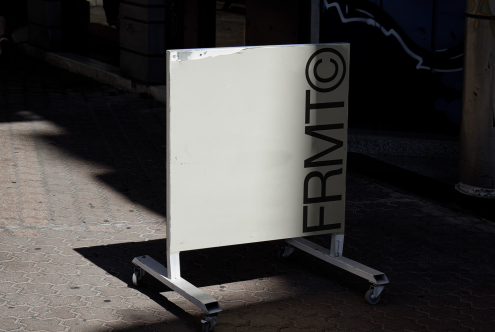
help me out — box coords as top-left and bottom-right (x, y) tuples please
(466, 0), (495, 35)
(321, 0), (465, 133)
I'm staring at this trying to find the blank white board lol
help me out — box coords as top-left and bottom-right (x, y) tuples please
(167, 44), (349, 253)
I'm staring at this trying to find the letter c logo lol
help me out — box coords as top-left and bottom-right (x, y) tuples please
(305, 48), (347, 93)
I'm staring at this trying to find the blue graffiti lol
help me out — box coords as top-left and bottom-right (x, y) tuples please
(324, 0), (464, 72)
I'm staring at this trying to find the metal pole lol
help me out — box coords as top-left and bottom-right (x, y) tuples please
(457, 0), (495, 211)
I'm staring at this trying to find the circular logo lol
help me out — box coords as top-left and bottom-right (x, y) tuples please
(305, 48), (347, 93)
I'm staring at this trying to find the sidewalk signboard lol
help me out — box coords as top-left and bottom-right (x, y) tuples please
(132, 43), (388, 331)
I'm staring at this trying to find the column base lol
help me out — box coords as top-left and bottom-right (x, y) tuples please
(455, 183), (495, 218)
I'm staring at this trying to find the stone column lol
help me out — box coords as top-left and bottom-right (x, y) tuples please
(457, 0), (495, 214)
(27, 0), (89, 50)
(119, 0), (216, 83)
(120, 0), (167, 83)
(27, 0), (63, 49)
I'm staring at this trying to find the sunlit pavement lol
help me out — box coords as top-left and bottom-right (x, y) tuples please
(1, 55), (495, 332)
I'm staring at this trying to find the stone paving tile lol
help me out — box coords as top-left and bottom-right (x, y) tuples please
(417, 318), (470, 332)
(327, 316), (375, 330)
(0, 305), (32, 318)
(0, 317), (24, 331)
(31, 306), (78, 320)
(72, 307), (121, 322)
(289, 314), (336, 330)
(2, 53), (495, 331)
(237, 326), (279, 332)
(18, 317), (66, 331)
(62, 319), (111, 332)
(41, 295), (86, 308)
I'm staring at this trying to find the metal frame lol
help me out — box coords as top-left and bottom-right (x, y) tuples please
(131, 234), (388, 331)
(132, 255), (221, 330)
(282, 235), (388, 302)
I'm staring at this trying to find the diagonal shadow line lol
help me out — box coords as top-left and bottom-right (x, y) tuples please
(73, 236), (373, 331)
(2, 54), (168, 219)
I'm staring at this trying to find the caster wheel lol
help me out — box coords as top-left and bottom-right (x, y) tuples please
(277, 247), (291, 262)
(365, 289), (380, 305)
(202, 322), (214, 332)
(132, 269), (144, 286)
(201, 315), (218, 332)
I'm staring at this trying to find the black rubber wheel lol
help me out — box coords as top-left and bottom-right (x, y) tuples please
(365, 289), (380, 304)
(132, 270), (144, 286)
(277, 248), (291, 262)
(202, 322), (213, 332)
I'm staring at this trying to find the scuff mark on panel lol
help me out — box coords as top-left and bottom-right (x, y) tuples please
(186, 48), (247, 60)
(170, 44), (313, 62)
(171, 48), (247, 62)
(178, 51), (192, 61)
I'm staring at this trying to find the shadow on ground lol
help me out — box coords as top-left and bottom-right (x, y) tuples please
(1, 54), (168, 218)
(3, 53), (495, 332)
(74, 236), (374, 331)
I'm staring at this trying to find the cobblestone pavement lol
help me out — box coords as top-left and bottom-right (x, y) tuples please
(1, 55), (495, 332)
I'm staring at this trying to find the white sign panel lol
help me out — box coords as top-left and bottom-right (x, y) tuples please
(167, 44), (349, 253)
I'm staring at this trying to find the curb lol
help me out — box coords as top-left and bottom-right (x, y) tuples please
(13, 27), (166, 104)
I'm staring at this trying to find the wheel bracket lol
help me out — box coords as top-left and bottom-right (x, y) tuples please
(372, 285), (385, 299)
(281, 245), (294, 258)
(201, 314), (218, 332)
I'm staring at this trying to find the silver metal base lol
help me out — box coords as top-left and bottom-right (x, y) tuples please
(132, 255), (222, 315)
(285, 237), (388, 301)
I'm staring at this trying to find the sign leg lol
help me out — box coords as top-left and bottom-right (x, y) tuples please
(167, 252), (181, 279)
(285, 237), (388, 304)
(131, 255), (222, 315)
